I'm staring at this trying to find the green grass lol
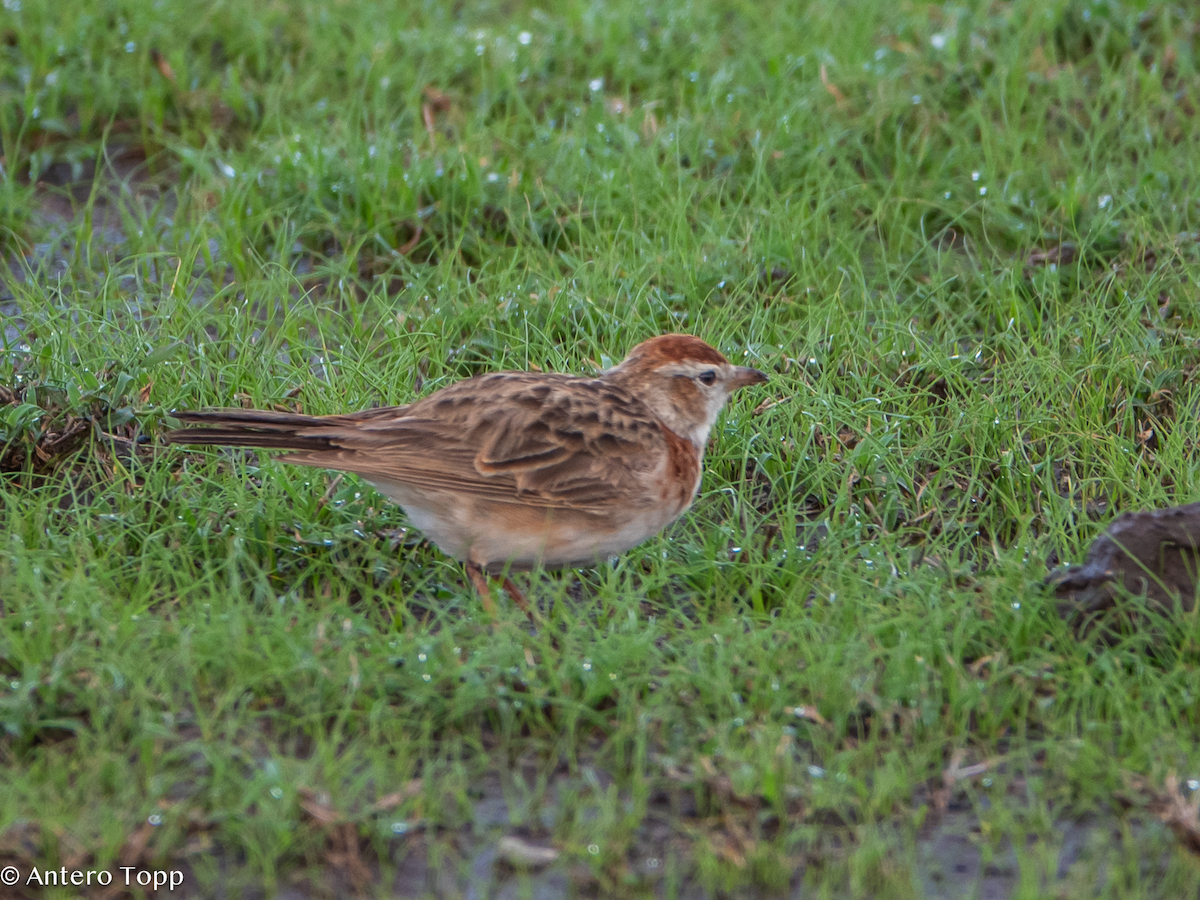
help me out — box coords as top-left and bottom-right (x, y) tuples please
(4, 0), (1200, 896)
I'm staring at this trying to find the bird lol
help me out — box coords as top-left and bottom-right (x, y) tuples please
(165, 334), (767, 612)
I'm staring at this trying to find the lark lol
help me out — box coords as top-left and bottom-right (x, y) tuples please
(166, 334), (767, 610)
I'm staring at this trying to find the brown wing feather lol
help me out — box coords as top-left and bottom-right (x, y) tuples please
(167, 373), (668, 513)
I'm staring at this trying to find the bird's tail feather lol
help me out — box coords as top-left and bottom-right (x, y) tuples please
(165, 409), (336, 452)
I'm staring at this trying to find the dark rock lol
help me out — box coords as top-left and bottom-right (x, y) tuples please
(1049, 501), (1200, 619)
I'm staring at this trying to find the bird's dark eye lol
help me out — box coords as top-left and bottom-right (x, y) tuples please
(698, 370), (717, 386)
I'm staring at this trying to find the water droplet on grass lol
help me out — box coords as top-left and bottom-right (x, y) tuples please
(930, 33), (948, 50)
(807, 765), (825, 778)
(392, 821), (409, 834)
(148, 814), (162, 826)
(1099, 194), (1112, 209)
(518, 31), (532, 45)
(589, 77), (604, 91)
(270, 787), (284, 799)
(588, 844), (600, 855)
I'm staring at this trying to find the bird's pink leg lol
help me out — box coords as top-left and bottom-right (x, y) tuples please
(465, 562), (497, 616)
(501, 576), (531, 613)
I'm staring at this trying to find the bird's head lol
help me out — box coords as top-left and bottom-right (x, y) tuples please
(604, 334), (767, 448)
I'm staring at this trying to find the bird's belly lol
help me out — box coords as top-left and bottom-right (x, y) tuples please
(530, 511), (675, 570)
(365, 479), (684, 572)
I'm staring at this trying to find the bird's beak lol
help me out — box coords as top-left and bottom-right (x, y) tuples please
(729, 366), (768, 390)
